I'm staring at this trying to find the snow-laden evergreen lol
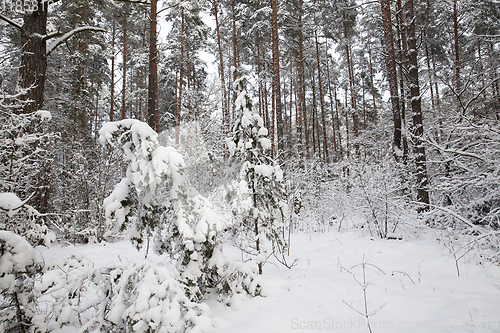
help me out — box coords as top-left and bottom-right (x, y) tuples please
(94, 119), (263, 331)
(226, 72), (288, 273)
(0, 231), (45, 333)
(100, 119), (222, 299)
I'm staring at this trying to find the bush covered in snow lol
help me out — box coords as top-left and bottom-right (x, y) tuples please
(98, 119), (264, 330)
(0, 231), (45, 333)
(0, 192), (55, 247)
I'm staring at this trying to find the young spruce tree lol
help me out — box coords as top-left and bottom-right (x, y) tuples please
(226, 71), (288, 274)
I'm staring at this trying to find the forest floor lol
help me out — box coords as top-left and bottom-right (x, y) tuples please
(39, 228), (500, 333)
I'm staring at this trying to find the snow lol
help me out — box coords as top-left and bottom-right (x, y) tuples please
(0, 231), (43, 292)
(35, 110), (52, 121)
(0, 192), (23, 213)
(37, 228), (500, 333)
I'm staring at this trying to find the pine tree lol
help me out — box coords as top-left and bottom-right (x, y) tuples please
(226, 71), (288, 274)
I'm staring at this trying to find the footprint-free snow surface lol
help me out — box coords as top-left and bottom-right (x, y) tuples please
(39, 231), (500, 333)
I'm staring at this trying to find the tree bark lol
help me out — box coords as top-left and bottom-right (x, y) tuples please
(20, 0), (48, 114)
(148, 0), (159, 132)
(271, 0), (283, 156)
(315, 31), (329, 161)
(176, 8), (185, 144)
(404, 0), (430, 209)
(343, 16), (358, 154)
(453, 0), (461, 112)
(110, 20), (116, 121)
(213, 0), (229, 134)
(381, 0), (403, 161)
(122, 6), (128, 120)
(367, 40), (377, 124)
(232, 0), (238, 120)
(396, 0), (409, 161)
(297, 0), (306, 157)
(326, 51), (338, 161)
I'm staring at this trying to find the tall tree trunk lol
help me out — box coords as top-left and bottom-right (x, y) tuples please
(431, 55), (441, 110)
(404, 0), (430, 209)
(257, 43), (263, 119)
(453, 0), (461, 112)
(396, 0), (409, 161)
(20, 0), (48, 114)
(271, 0), (283, 156)
(264, 79), (270, 132)
(148, 0), (159, 132)
(176, 8), (185, 144)
(213, 0), (229, 134)
(231, 0), (238, 120)
(381, 0), (403, 162)
(477, 39), (485, 102)
(334, 83), (342, 158)
(187, 47), (192, 120)
(423, 27), (435, 111)
(315, 31), (328, 161)
(297, 0), (306, 157)
(311, 72), (318, 158)
(139, 22), (146, 121)
(490, 43), (500, 107)
(110, 20), (116, 121)
(326, 52), (338, 161)
(343, 16), (358, 154)
(367, 40), (377, 124)
(122, 6), (127, 120)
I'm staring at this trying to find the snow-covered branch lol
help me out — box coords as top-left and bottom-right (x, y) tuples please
(424, 137), (486, 162)
(114, 0), (151, 4)
(46, 26), (106, 56)
(0, 13), (22, 30)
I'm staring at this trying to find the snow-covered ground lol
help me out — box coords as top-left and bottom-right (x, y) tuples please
(38, 230), (500, 333)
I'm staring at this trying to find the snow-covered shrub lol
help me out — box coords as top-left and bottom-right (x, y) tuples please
(0, 108), (58, 245)
(0, 231), (46, 333)
(425, 119), (500, 262)
(39, 253), (109, 331)
(0, 192), (55, 247)
(209, 248), (264, 306)
(347, 160), (412, 238)
(0, 108), (57, 212)
(108, 260), (212, 333)
(226, 72), (288, 273)
(100, 119), (221, 300)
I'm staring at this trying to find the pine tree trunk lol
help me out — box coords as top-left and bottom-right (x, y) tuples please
(176, 9), (185, 144)
(423, 27), (435, 111)
(334, 84), (343, 158)
(396, 0), (409, 161)
(343, 17), (358, 154)
(20, 0), (48, 114)
(213, 0), (229, 134)
(315, 31), (329, 161)
(381, 0), (403, 161)
(404, 0), (430, 210)
(326, 52), (338, 161)
(311, 72), (318, 158)
(297, 0), (306, 157)
(122, 7), (127, 120)
(110, 20), (116, 121)
(271, 0), (282, 155)
(148, 0), (159, 132)
(453, 0), (461, 112)
(232, 0), (238, 120)
(367, 40), (377, 124)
